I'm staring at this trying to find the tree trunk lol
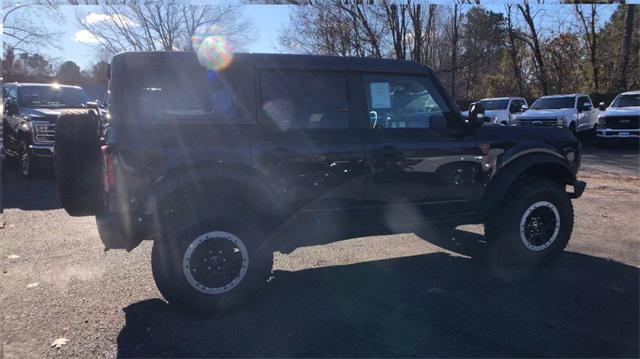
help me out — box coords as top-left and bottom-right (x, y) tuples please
(451, 4), (458, 99)
(506, 5), (524, 96)
(619, 5), (635, 90)
(519, 2), (549, 95)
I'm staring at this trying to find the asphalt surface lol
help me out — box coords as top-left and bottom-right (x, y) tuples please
(1, 141), (638, 358)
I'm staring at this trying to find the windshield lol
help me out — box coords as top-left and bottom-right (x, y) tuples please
(18, 86), (89, 108)
(531, 96), (575, 110)
(611, 94), (640, 108)
(478, 99), (509, 110)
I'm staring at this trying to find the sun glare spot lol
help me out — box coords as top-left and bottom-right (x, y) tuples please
(192, 25), (233, 71)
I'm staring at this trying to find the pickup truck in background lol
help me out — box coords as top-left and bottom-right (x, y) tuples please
(596, 90), (640, 145)
(2, 83), (91, 177)
(517, 94), (598, 134)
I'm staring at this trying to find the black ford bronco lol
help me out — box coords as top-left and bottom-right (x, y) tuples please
(3, 83), (90, 177)
(55, 52), (586, 314)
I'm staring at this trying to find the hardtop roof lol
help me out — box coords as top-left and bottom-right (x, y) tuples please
(111, 51), (432, 74)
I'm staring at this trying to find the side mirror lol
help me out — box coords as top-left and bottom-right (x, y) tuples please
(521, 104), (528, 112)
(598, 102), (606, 111)
(582, 103), (592, 112)
(468, 102), (487, 127)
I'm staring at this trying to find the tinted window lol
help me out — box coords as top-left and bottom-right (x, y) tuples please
(577, 96), (592, 110)
(611, 94), (640, 108)
(18, 86), (89, 108)
(260, 70), (349, 130)
(363, 74), (451, 129)
(479, 99), (509, 110)
(129, 66), (237, 121)
(531, 96), (575, 110)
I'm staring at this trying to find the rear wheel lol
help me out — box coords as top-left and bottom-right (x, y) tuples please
(151, 211), (273, 315)
(485, 178), (573, 269)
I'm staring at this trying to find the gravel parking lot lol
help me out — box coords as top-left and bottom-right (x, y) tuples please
(1, 141), (638, 358)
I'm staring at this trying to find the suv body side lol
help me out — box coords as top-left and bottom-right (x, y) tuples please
(98, 52), (583, 252)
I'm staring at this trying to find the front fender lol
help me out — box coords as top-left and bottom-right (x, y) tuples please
(481, 152), (579, 214)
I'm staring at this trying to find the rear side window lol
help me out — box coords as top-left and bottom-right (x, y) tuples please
(259, 70), (349, 130)
(130, 66), (237, 121)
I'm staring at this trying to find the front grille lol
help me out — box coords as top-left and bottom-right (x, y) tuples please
(33, 122), (55, 144)
(518, 118), (560, 127)
(604, 116), (640, 129)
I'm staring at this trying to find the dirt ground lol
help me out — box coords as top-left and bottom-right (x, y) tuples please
(1, 141), (638, 358)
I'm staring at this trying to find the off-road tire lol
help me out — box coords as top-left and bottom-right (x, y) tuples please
(151, 210), (273, 316)
(55, 109), (102, 216)
(485, 178), (574, 269)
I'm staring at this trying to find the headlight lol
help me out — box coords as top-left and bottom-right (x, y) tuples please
(557, 118), (566, 127)
(598, 116), (606, 127)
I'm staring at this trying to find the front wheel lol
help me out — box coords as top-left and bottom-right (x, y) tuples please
(151, 213), (273, 315)
(485, 178), (574, 269)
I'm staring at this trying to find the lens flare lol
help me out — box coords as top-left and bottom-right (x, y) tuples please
(192, 25), (233, 71)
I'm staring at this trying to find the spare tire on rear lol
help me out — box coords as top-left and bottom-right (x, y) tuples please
(55, 109), (103, 216)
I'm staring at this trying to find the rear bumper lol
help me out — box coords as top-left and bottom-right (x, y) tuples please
(596, 128), (640, 138)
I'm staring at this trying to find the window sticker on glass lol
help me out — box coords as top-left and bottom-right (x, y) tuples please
(370, 82), (391, 109)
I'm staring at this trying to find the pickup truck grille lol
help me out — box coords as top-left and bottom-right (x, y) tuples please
(604, 116), (639, 129)
(518, 118), (560, 127)
(33, 122), (56, 144)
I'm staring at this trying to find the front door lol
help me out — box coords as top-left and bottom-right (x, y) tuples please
(359, 73), (481, 225)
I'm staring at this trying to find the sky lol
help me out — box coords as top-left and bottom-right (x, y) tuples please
(12, 3), (627, 72)
(44, 5), (292, 70)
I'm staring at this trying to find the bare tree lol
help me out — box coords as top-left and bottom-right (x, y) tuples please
(575, 4), (600, 91)
(76, 1), (250, 55)
(2, 2), (62, 54)
(505, 5), (524, 96)
(450, 4), (460, 98)
(384, 1), (408, 60)
(517, 1), (549, 95)
(618, 4), (635, 89)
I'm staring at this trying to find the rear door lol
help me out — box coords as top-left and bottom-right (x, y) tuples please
(359, 73), (481, 224)
(252, 66), (367, 226)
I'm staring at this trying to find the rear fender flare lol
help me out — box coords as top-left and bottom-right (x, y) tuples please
(142, 165), (284, 224)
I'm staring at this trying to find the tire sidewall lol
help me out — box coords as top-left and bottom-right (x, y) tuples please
(152, 214), (272, 315)
(492, 181), (573, 268)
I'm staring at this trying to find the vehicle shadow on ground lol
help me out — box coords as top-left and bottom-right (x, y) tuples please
(1, 166), (60, 210)
(116, 229), (639, 358)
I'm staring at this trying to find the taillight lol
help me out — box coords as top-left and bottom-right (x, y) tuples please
(101, 145), (115, 192)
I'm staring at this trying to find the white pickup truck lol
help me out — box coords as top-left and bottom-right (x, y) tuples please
(461, 97), (528, 126)
(596, 90), (640, 144)
(517, 94), (598, 133)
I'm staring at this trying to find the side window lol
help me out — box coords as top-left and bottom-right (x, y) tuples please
(577, 96), (591, 110)
(509, 100), (520, 113)
(362, 74), (452, 129)
(127, 65), (239, 122)
(8, 87), (17, 102)
(259, 70), (349, 130)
